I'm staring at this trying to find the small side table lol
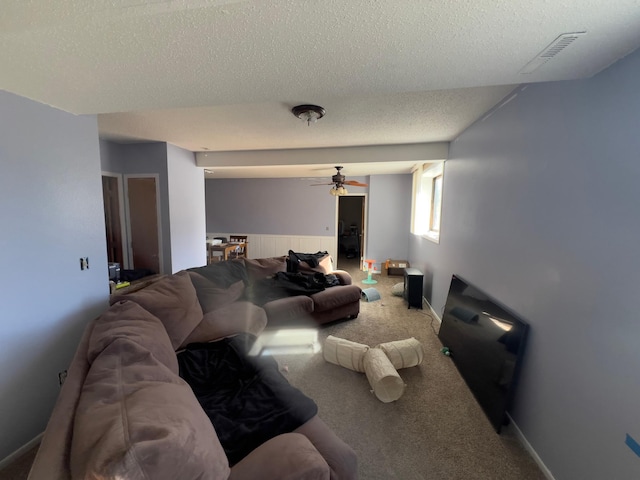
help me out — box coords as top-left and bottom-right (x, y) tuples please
(403, 268), (423, 309)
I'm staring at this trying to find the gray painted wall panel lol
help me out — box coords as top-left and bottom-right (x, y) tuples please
(0, 91), (109, 459)
(205, 177), (369, 236)
(409, 48), (640, 479)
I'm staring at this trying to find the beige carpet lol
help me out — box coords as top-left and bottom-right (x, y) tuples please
(271, 264), (546, 480)
(0, 263), (546, 480)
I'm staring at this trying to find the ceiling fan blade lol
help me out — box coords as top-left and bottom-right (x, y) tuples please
(310, 183), (334, 186)
(344, 180), (368, 187)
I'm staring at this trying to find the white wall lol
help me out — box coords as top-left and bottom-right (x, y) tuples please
(167, 144), (206, 271)
(409, 48), (640, 479)
(0, 91), (109, 460)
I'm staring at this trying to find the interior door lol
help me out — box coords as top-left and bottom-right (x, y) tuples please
(101, 175), (124, 266)
(127, 176), (160, 274)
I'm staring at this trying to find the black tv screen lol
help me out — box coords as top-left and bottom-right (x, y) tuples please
(438, 275), (529, 433)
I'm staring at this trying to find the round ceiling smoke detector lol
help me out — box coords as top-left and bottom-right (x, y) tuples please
(292, 104), (325, 125)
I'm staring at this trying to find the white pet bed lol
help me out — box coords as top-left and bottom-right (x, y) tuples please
(363, 348), (405, 403)
(376, 337), (424, 370)
(323, 335), (370, 372)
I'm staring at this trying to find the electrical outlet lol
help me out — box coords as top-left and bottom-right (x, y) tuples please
(80, 257), (89, 270)
(58, 370), (68, 386)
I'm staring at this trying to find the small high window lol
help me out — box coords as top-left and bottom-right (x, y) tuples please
(411, 162), (444, 243)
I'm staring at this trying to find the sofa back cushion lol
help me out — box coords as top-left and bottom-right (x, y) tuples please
(71, 337), (230, 479)
(188, 259), (248, 288)
(188, 272), (245, 314)
(110, 271), (203, 350)
(89, 300), (178, 373)
(180, 301), (268, 348)
(244, 256), (286, 283)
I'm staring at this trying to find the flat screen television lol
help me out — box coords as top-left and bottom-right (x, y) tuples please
(438, 275), (529, 433)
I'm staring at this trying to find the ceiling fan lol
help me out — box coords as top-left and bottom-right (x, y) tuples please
(311, 166), (368, 196)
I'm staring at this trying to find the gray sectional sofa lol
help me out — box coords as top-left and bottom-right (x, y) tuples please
(28, 254), (360, 479)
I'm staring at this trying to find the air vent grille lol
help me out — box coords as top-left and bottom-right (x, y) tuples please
(519, 32), (586, 74)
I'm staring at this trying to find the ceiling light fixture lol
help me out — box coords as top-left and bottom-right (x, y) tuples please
(292, 104), (325, 125)
(330, 186), (348, 196)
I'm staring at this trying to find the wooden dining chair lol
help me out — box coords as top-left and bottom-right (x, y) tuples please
(228, 235), (248, 259)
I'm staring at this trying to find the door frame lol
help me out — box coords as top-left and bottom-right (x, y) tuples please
(335, 193), (368, 270)
(101, 171), (130, 269)
(123, 173), (164, 274)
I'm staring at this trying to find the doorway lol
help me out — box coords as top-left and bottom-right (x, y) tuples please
(337, 195), (366, 270)
(101, 173), (127, 267)
(125, 175), (162, 274)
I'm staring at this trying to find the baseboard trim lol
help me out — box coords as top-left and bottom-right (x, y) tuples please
(506, 414), (555, 480)
(423, 297), (442, 324)
(0, 432), (43, 471)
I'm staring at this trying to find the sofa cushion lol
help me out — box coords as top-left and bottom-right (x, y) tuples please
(228, 433), (330, 480)
(310, 285), (362, 312)
(188, 259), (248, 288)
(88, 300), (178, 374)
(244, 256), (286, 283)
(189, 272), (245, 313)
(71, 337), (230, 480)
(180, 301), (268, 348)
(263, 295), (315, 327)
(111, 271), (203, 350)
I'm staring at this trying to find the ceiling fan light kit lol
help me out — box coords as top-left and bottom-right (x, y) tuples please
(330, 186), (348, 196)
(292, 104), (326, 125)
(312, 166), (368, 196)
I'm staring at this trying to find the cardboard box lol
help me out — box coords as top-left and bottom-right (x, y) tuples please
(385, 259), (410, 276)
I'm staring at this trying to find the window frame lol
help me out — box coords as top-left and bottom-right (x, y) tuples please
(411, 161), (444, 244)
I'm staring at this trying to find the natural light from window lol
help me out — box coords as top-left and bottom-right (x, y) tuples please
(411, 161), (444, 243)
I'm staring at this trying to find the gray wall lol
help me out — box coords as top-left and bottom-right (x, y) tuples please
(205, 177), (369, 236)
(99, 139), (124, 173)
(409, 48), (640, 479)
(366, 174), (412, 264)
(0, 91), (109, 459)
(167, 144), (206, 271)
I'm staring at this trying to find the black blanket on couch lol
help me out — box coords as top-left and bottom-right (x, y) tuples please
(177, 333), (318, 465)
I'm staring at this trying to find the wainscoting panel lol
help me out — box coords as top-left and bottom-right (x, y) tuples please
(208, 233), (337, 261)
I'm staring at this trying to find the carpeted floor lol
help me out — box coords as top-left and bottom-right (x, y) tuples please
(0, 261), (546, 480)
(270, 263), (547, 480)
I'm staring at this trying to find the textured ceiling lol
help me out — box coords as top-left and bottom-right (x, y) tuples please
(2, 0), (639, 178)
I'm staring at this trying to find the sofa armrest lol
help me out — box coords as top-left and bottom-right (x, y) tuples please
(229, 433), (330, 480)
(330, 270), (352, 285)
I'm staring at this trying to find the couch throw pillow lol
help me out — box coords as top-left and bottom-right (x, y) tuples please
(111, 271), (203, 350)
(71, 337), (230, 480)
(188, 272), (245, 313)
(88, 300), (178, 374)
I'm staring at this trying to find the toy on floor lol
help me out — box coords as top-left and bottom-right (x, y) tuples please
(362, 259), (378, 284)
(323, 335), (424, 403)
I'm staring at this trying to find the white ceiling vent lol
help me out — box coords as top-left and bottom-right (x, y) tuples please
(519, 32), (586, 74)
